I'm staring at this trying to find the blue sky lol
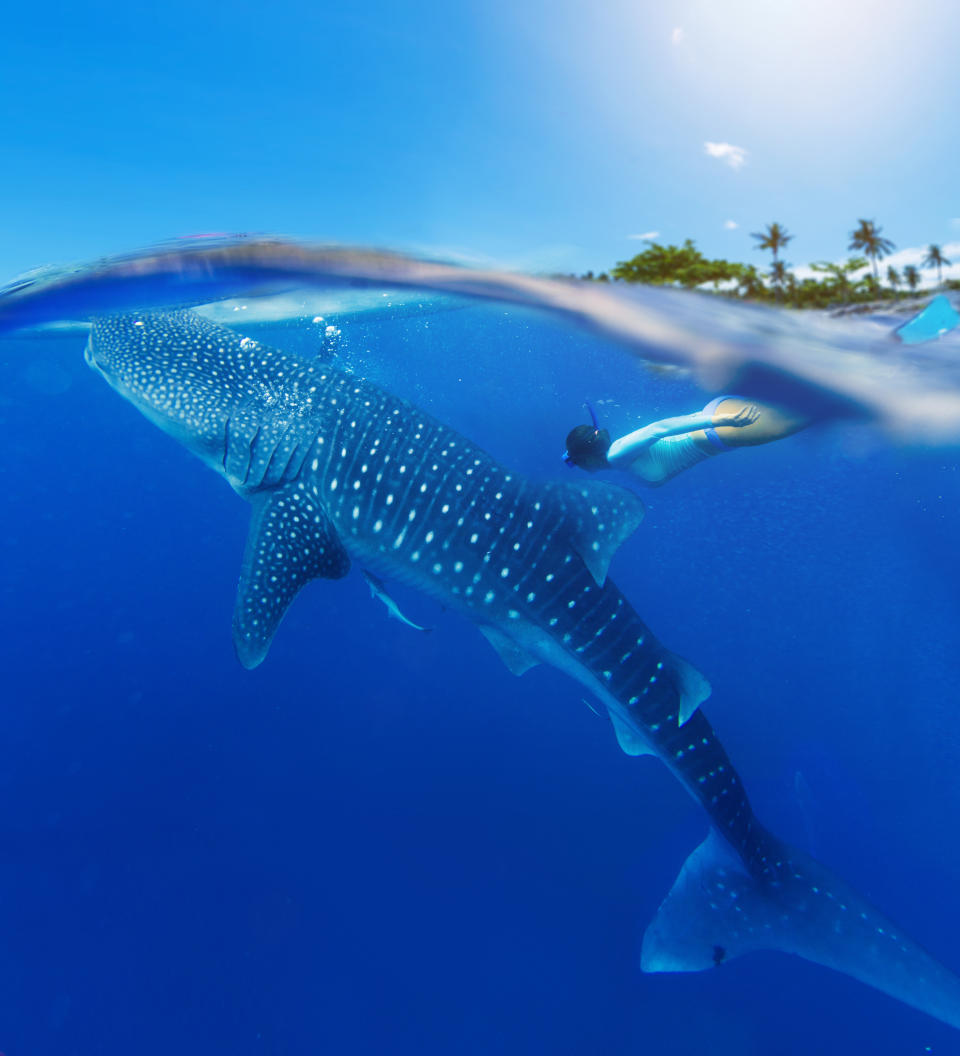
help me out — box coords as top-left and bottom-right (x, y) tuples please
(2, 0), (960, 283)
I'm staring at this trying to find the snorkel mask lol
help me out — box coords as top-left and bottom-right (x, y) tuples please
(563, 401), (602, 466)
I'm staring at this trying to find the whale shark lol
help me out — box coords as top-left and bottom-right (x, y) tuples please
(83, 308), (960, 1031)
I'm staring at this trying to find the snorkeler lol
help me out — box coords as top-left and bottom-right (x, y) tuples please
(562, 397), (808, 486)
(561, 295), (960, 486)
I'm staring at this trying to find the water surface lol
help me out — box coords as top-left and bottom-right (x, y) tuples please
(0, 244), (958, 1055)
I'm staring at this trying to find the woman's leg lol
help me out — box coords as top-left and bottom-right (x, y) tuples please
(708, 398), (809, 447)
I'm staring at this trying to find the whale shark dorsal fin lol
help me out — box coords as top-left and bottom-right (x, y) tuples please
(479, 626), (540, 676)
(666, 651), (712, 726)
(544, 480), (645, 586)
(233, 482), (350, 668)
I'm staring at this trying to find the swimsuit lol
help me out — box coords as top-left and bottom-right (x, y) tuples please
(607, 396), (736, 486)
(702, 395), (735, 450)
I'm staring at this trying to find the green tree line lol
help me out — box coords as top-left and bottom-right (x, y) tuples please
(583, 220), (954, 309)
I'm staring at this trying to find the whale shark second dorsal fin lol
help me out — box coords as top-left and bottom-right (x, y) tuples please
(232, 482), (350, 668)
(543, 480), (645, 587)
(666, 650), (712, 726)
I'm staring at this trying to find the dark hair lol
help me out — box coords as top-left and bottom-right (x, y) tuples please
(563, 423), (612, 471)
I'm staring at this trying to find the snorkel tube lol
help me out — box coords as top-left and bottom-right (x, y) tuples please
(563, 400), (602, 466)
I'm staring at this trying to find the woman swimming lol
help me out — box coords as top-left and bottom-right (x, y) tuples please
(562, 397), (808, 486)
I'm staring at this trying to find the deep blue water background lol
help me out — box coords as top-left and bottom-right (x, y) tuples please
(1, 302), (959, 1055)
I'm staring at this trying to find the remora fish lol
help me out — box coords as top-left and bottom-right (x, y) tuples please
(361, 568), (431, 632)
(84, 309), (960, 1031)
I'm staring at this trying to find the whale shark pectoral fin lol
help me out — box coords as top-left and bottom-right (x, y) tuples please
(666, 651), (712, 726)
(642, 829), (960, 1032)
(606, 708), (656, 757)
(544, 480), (645, 586)
(233, 483), (350, 669)
(479, 626), (540, 676)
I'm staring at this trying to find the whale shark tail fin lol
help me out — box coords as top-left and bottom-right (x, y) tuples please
(642, 828), (960, 1031)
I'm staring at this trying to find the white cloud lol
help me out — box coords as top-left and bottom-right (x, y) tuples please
(724, 219), (738, 230)
(671, 26), (684, 45)
(704, 141), (748, 170)
(628, 231), (659, 240)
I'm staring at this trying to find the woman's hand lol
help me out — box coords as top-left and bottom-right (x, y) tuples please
(716, 403), (761, 428)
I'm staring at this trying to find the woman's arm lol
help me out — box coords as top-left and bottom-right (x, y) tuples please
(607, 404), (760, 466)
(607, 412), (717, 464)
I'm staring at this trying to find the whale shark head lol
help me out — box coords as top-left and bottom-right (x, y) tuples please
(85, 309), (308, 469)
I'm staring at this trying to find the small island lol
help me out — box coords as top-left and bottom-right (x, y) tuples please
(576, 220), (953, 312)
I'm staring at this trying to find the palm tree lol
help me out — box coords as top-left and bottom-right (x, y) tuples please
(768, 259), (795, 303)
(857, 273), (881, 301)
(751, 222), (793, 302)
(810, 256), (867, 306)
(887, 266), (901, 299)
(848, 219), (895, 281)
(751, 223), (792, 265)
(904, 264), (920, 292)
(735, 263), (765, 300)
(922, 244), (951, 285)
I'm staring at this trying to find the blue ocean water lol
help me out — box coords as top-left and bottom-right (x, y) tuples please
(1, 291), (959, 1055)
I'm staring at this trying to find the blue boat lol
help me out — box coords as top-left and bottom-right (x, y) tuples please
(894, 293), (960, 344)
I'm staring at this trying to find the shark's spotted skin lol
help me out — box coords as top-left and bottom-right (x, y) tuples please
(236, 482), (350, 668)
(89, 312), (321, 491)
(85, 309), (960, 1032)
